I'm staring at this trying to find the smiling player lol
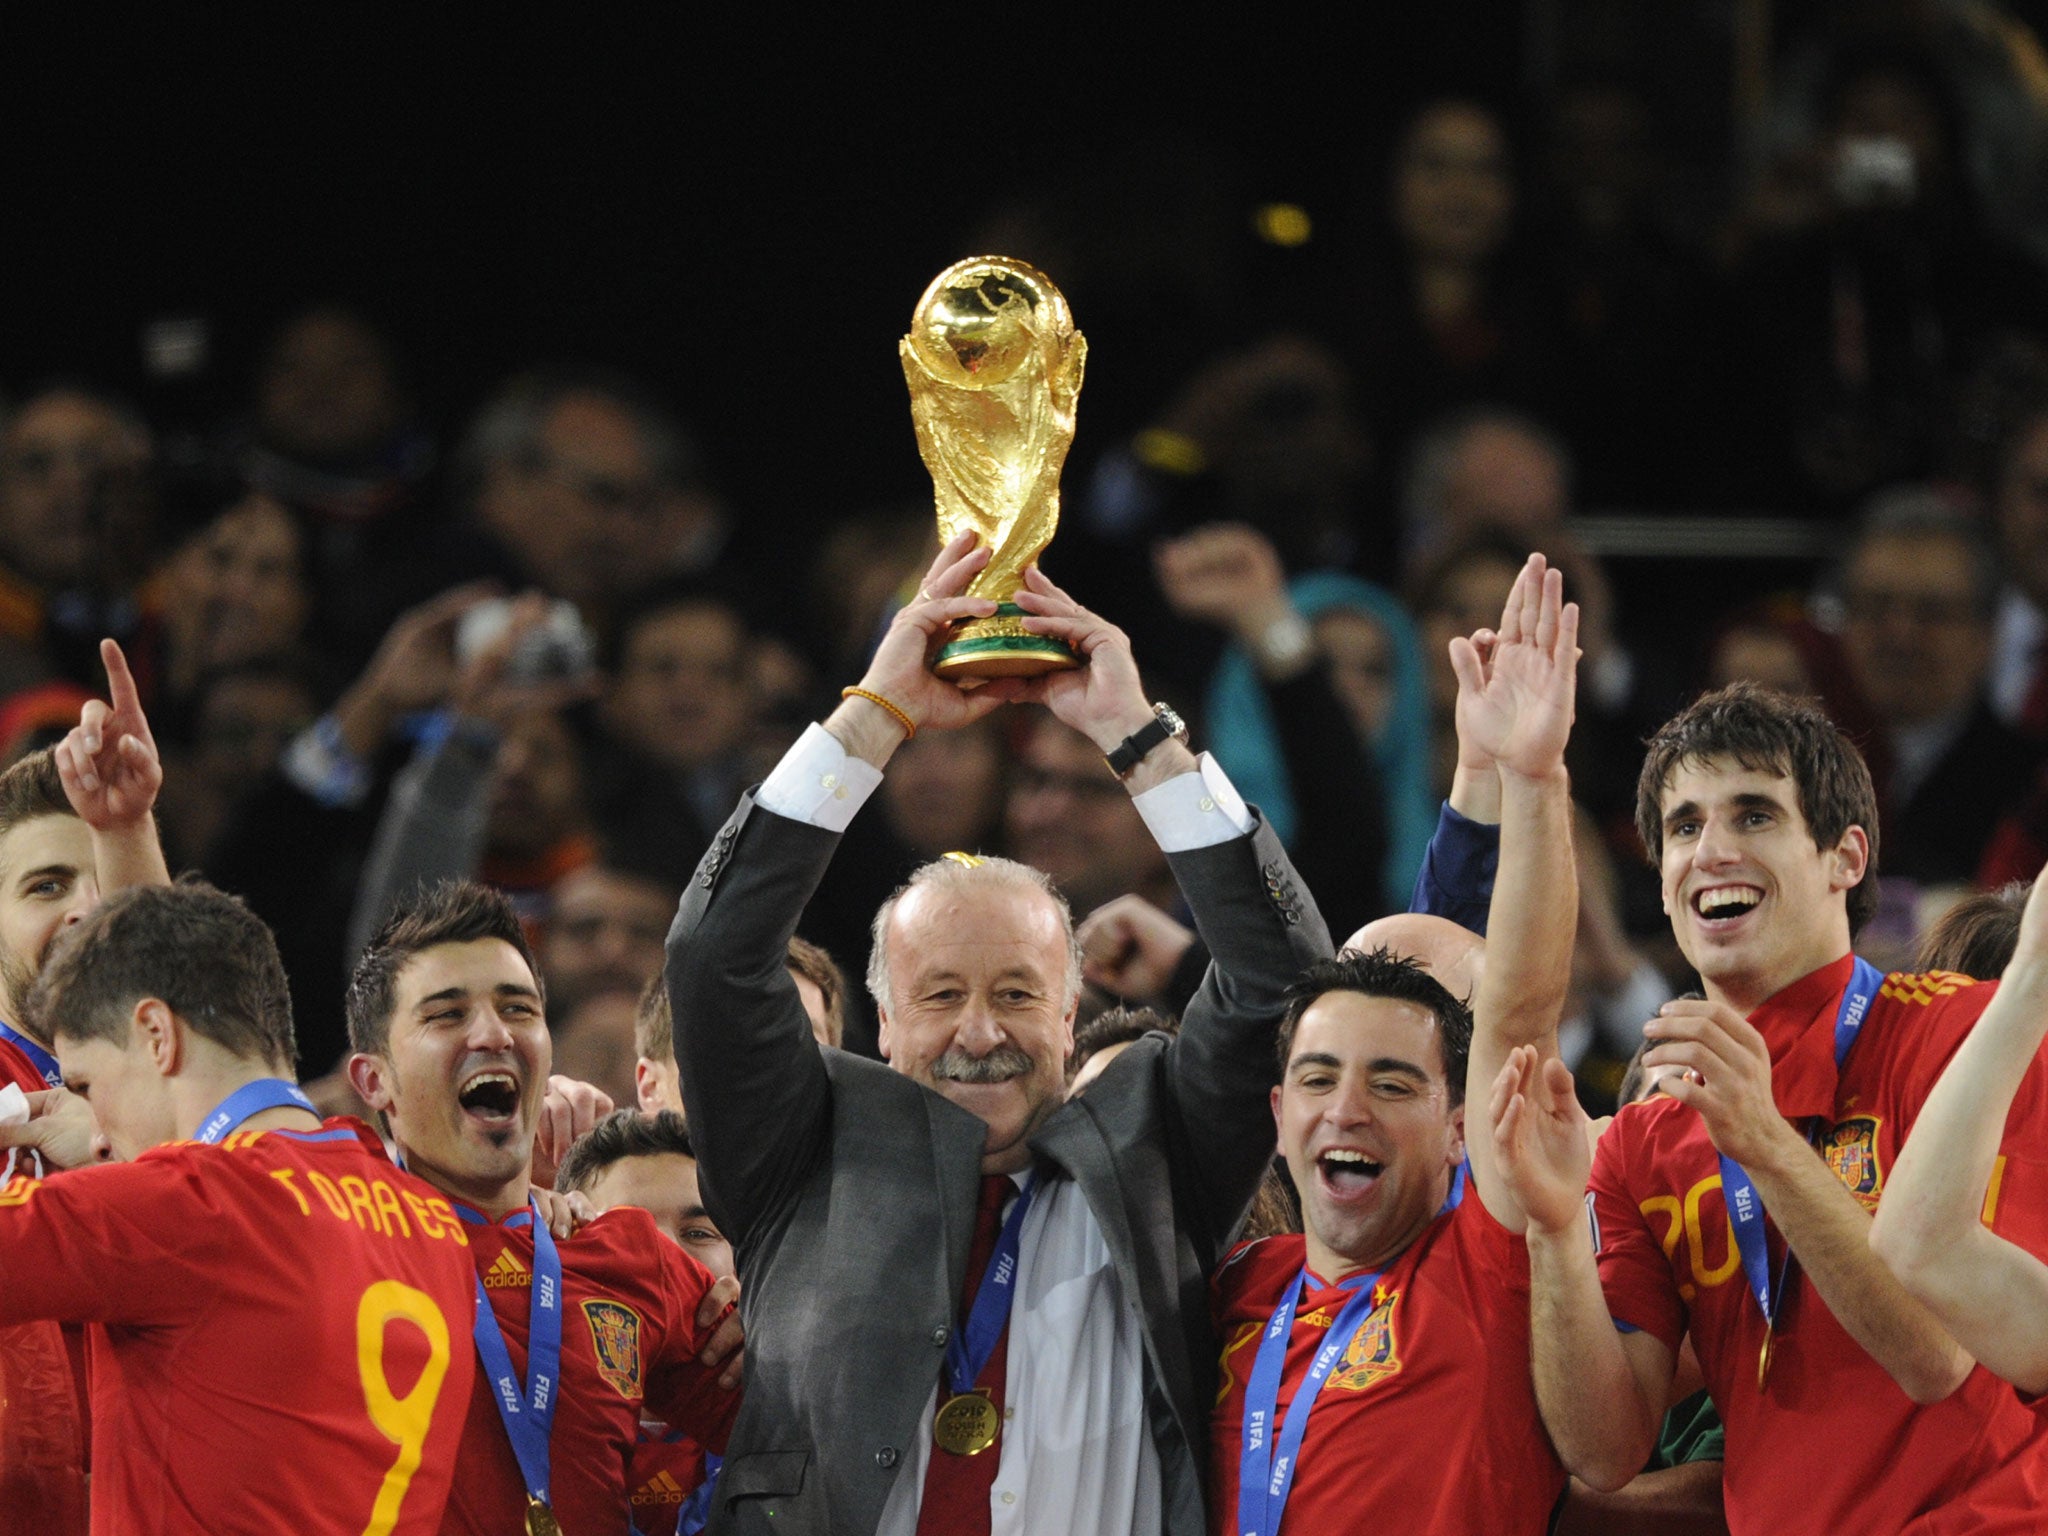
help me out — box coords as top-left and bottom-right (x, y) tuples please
(346, 880), (739, 1536)
(1205, 554), (1578, 1535)
(1492, 681), (2048, 1535)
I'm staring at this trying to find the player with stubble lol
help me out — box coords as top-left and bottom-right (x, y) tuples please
(1206, 554), (1577, 1536)
(1491, 682), (2048, 1534)
(344, 880), (742, 1536)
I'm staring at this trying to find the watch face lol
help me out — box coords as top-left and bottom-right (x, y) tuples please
(1156, 703), (1188, 742)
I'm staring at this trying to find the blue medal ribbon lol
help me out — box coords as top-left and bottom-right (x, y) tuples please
(1236, 1175), (1463, 1536)
(194, 1077), (319, 1144)
(1237, 1263), (1386, 1536)
(0, 1020), (61, 1089)
(458, 1199), (563, 1511)
(945, 1174), (1038, 1396)
(1718, 957), (1884, 1343)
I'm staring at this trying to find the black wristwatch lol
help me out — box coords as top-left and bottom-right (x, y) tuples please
(1104, 703), (1190, 778)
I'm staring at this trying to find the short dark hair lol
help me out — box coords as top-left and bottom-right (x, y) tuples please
(1068, 1005), (1176, 1079)
(1278, 949), (1474, 1105)
(31, 881), (296, 1069)
(1635, 682), (1881, 935)
(555, 1108), (694, 1196)
(1916, 882), (2029, 979)
(346, 881), (543, 1056)
(0, 749), (74, 843)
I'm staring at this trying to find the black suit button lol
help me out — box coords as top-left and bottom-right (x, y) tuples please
(931, 1325), (949, 1347)
(876, 1445), (899, 1468)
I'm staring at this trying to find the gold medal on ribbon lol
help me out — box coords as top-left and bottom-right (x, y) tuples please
(525, 1496), (564, 1536)
(1757, 1328), (1775, 1391)
(933, 1390), (1001, 1456)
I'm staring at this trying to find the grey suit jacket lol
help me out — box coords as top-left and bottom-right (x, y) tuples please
(668, 788), (1330, 1536)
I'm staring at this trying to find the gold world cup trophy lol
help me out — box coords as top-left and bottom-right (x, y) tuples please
(901, 256), (1087, 679)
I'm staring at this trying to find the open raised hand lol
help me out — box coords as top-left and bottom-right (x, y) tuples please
(1489, 1045), (1594, 1235)
(1448, 553), (1578, 784)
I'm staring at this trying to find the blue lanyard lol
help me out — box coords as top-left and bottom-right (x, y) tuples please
(459, 1200), (564, 1509)
(946, 1174), (1038, 1395)
(1719, 957), (1884, 1337)
(194, 1078), (319, 1144)
(1238, 1264), (1387, 1536)
(0, 1020), (60, 1089)
(1236, 1171), (1463, 1536)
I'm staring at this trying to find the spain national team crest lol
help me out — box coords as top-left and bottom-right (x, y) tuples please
(1325, 1286), (1402, 1394)
(1820, 1116), (1885, 1210)
(582, 1299), (644, 1399)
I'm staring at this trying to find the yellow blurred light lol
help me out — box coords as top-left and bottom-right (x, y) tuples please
(1254, 203), (1313, 247)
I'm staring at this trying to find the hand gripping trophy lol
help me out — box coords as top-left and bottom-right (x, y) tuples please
(901, 256), (1087, 678)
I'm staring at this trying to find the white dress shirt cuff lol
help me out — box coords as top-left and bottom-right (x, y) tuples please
(1131, 751), (1254, 852)
(754, 723), (883, 832)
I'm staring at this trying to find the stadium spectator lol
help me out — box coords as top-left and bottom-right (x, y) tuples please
(449, 370), (727, 629)
(587, 583), (756, 885)
(539, 862), (677, 1025)
(1988, 398), (2048, 732)
(1005, 712), (1177, 917)
(0, 386), (155, 691)
(1836, 492), (2040, 885)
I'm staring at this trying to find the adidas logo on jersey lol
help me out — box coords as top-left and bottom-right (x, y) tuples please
(483, 1249), (531, 1289)
(632, 1471), (688, 1507)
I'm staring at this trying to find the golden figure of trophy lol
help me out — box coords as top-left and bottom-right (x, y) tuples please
(901, 256), (1087, 678)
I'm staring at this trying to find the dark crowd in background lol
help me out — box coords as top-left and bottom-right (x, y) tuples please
(9, 4), (2048, 1107)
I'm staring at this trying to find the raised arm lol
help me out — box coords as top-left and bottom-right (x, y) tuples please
(1492, 1047), (1673, 1489)
(54, 639), (169, 890)
(1871, 877), (2048, 1391)
(669, 535), (1018, 1243)
(1457, 555), (1580, 1231)
(1643, 998), (1973, 1402)
(1014, 564), (1332, 1251)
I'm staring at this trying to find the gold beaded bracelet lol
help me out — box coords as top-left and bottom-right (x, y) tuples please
(840, 686), (916, 740)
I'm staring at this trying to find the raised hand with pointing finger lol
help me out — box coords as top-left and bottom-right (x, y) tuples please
(53, 638), (170, 889)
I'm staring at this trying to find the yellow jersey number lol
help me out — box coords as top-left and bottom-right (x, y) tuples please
(355, 1280), (453, 1536)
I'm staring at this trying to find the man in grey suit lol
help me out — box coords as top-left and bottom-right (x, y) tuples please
(667, 534), (1331, 1535)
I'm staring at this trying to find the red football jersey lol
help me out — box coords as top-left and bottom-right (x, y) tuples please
(445, 1203), (738, 1535)
(1592, 955), (2048, 1535)
(627, 1421), (709, 1536)
(0, 1025), (87, 1536)
(0, 1119), (479, 1536)
(1209, 1197), (1564, 1536)
(0, 1025), (60, 1186)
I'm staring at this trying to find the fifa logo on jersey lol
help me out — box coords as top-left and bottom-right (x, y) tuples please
(1821, 1117), (1885, 1210)
(483, 1249), (531, 1289)
(1325, 1287), (1401, 1393)
(584, 1299), (645, 1398)
(634, 1471), (688, 1507)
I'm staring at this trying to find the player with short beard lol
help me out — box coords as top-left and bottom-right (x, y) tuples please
(346, 881), (742, 1536)
(0, 641), (170, 1175)
(0, 640), (169, 1536)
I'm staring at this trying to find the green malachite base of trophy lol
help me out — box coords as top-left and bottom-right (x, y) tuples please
(933, 603), (1081, 680)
